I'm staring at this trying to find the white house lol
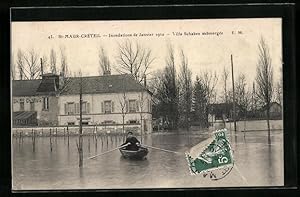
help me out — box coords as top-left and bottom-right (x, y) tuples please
(58, 74), (153, 133)
(12, 73), (153, 133)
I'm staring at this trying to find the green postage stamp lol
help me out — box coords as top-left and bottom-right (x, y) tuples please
(186, 128), (234, 180)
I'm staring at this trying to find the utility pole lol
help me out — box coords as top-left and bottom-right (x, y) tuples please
(78, 75), (83, 167)
(40, 58), (44, 76)
(231, 55), (237, 136)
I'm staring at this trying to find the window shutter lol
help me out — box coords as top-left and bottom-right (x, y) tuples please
(43, 98), (45, 109)
(87, 103), (90, 114)
(74, 103), (77, 114)
(136, 100), (139, 112)
(126, 100), (129, 112)
(47, 97), (49, 110)
(111, 101), (114, 113)
(64, 103), (67, 115)
(101, 102), (104, 113)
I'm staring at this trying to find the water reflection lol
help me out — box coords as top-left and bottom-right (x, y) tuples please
(12, 132), (283, 190)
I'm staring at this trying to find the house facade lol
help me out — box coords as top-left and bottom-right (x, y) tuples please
(12, 74), (153, 133)
(12, 74), (60, 126)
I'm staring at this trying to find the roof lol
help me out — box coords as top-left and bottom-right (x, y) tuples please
(12, 79), (41, 96)
(13, 111), (36, 120)
(36, 78), (57, 93)
(12, 74), (151, 97)
(60, 74), (150, 95)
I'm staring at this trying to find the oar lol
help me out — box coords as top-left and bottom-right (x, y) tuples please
(86, 144), (128, 160)
(142, 144), (182, 154)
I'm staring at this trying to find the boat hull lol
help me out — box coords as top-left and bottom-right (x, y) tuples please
(119, 147), (148, 159)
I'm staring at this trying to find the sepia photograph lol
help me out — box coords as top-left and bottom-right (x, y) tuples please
(11, 18), (284, 190)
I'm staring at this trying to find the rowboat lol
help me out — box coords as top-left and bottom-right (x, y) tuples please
(119, 146), (149, 159)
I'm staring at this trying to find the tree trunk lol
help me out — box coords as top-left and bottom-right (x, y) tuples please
(140, 115), (143, 143)
(122, 115), (125, 141)
(267, 107), (271, 144)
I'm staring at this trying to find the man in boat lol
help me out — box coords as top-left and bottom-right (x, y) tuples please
(121, 131), (141, 151)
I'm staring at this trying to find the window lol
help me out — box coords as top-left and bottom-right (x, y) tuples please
(129, 120), (137, 124)
(82, 122), (89, 125)
(129, 100), (137, 112)
(67, 102), (74, 115)
(43, 97), (49, 110)
(75, 103), (79, 114)
(101, 101), (114, 113)
(82, 102), (90, 114)
(30, 101), (35, 111)
(71, 102), (90, 114)
(104, 101), (111, 113)
(20, 101), (24, 111)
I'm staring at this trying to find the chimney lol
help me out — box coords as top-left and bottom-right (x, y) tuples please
(103, 68), (111, 75)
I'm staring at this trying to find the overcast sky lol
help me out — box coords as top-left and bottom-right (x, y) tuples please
(11, 18), (282, 94)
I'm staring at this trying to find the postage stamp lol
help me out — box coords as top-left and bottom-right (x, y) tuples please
(186, 129), (234, 180)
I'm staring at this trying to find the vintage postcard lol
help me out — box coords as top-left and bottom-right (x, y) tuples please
(11, 18), (283, 190)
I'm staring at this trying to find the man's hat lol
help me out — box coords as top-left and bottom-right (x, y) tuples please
(127, 131), (133, 135)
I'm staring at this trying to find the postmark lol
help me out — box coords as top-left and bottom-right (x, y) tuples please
(186, 128), (234, 180)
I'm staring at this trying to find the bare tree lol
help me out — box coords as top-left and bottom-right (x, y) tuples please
(118, 76), (128, 141)
(16, 49), (26, 80)
(161, 43), (179, 129)
(146, 70), (165, 123)
(178, 49), (192, 130)
(201, 71), (218, 105)
(249, 82), (259, 112)
(22, 48), (40, 79)
(50, 48), (57, 74)
(40, 54), (49, 75)
(60, 46), (70, 78)
(221, 66), (229, 103)
(74, 70), (84, 167)
(275, 67), (283, 107)
(235, 73), (251, 118)
(256, 37), (273, 144)
(11, 52), (16, 80)
(116, 40), (154, 83)
(199, 71), (218, 126)
(193, 75), (207, 128)
(98, 46), (111, 75)
(138, 91), (145, 143)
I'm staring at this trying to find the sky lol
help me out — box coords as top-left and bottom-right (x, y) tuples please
(11, 18), (282, 95)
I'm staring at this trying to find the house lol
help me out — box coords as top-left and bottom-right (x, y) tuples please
(207, 103), (238, 123)
(12, 74), (153, 133)
(58, 74), (152, 133)
(12, 74), (60, 126)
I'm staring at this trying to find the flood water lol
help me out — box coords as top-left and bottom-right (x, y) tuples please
(12, 131), (284, 190)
